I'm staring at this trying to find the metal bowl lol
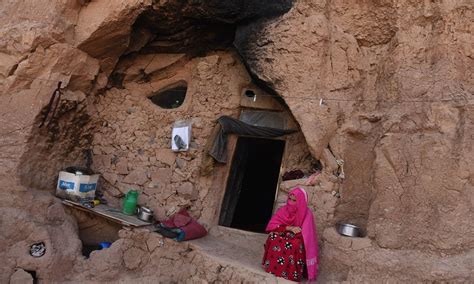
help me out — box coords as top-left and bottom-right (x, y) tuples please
(137, 206), (154, 222)
(336, 223), (362, 237)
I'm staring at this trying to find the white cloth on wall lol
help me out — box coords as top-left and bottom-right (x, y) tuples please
(171, 126), (190, 152)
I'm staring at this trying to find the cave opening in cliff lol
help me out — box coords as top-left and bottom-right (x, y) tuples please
(108, 7), (238, 88)
(219, 137), (285, 233)
(132, 9), (237, 56)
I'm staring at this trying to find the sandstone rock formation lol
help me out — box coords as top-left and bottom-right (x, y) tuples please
(0, 0), (472, 283)
(235, 0), (473, 253)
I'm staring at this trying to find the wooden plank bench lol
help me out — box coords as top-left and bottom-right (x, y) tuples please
(62, 199), (151, 227)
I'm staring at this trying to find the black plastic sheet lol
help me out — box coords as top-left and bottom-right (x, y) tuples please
(209, 116), (296, 163)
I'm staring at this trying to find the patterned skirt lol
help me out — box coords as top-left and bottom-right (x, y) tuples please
(262, 230), (306, 282)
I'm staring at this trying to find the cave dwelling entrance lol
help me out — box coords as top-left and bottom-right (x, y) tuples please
(218, 136), (285, 233)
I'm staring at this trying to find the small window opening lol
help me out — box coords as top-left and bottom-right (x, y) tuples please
(149, 82), (187, 109)
(244, 89), (256, 98)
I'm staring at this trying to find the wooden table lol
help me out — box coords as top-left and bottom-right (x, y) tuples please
(62, 199), (151, 227)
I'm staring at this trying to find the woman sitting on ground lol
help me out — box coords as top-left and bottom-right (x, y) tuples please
(262, 187), (319, 282)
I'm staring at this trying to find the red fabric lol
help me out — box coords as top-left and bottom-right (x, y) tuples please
(262, 228), (306, 282)
(171, 212), (192, 227)
(161, 209), (207, 241)
(265, 187), (319, 281)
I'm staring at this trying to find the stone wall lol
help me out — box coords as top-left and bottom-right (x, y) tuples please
(89, 50), (314, 224)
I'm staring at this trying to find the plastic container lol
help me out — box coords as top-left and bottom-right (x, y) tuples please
(122, 190), (138, 215)
(99, 242), (112, 249)
(56, 168), (99, 201)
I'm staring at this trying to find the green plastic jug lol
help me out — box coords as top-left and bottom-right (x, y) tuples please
(122, 190), (138, 215)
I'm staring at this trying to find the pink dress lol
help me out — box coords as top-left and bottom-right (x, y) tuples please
(262, 187), (319, 281)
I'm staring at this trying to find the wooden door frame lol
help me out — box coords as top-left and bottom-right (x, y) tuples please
(217, 135), (287, 228)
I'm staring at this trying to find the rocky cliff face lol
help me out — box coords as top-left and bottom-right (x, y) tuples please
(235, 0), (473, 253)
(235, 2), (473, 281)
(0, 0), (472, 283)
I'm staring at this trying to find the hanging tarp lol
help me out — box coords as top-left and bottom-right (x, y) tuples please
(239, 110), (288, 129)
(209, 115), (296, 163)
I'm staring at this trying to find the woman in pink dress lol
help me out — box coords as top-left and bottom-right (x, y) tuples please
(262, 187), (319, 282)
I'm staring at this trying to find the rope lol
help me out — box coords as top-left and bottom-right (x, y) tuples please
(6, 74), (472, 104)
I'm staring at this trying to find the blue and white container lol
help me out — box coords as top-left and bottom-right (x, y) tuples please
(56, 170), (100, 201)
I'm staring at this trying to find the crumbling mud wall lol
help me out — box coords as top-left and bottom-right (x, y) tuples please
(0, 0), (473, 283)
(88, 51), (313, 224)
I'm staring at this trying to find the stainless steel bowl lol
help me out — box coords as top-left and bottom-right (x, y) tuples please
(336, 223), (362, 237)
(137, 206), (154, 222)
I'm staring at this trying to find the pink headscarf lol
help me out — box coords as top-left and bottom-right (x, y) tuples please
(266, 187), (319, 281)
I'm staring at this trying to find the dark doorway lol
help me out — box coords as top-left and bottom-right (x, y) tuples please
(219, 137), (285, 233)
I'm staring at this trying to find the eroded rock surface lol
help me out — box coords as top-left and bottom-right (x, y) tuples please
(0, 0), (472, 283)
(235, 0), (473, 253)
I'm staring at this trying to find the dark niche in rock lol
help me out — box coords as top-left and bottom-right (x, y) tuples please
(110, 0), (294, 88)
(149, 82), (188, 109)
(131, 11), (237, 56)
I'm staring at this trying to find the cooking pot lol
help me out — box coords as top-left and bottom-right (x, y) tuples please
(336, 223), (362, 237)
(137, 206), (154, 223)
